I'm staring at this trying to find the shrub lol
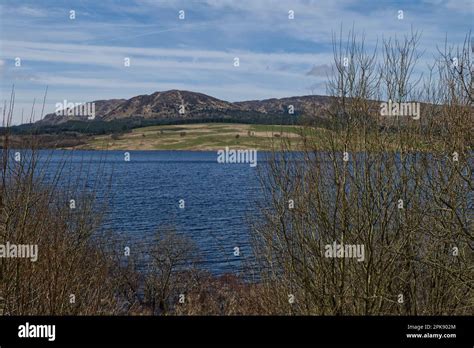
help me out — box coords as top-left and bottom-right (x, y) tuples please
(251, 30), (473, 315)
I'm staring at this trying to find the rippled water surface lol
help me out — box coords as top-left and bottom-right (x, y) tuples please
(25, 149), (474, 275)
(39, 150), (263, 275)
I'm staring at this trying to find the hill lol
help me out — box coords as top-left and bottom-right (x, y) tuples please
(39, 90), (332, 125)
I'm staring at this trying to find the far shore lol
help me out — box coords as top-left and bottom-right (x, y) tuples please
(3, 122), (451, 152)
(68, 123), (308, 151)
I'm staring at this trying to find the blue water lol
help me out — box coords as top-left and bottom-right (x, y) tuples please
(24, 149), (471, 276)
(37, 150), (263, 275)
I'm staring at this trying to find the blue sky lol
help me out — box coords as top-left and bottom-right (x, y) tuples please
(0, 0), (472, 124)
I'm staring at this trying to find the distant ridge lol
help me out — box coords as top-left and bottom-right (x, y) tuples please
(40, 90), (333, 125)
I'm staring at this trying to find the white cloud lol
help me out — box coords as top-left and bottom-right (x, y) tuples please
(1, 40), (329, 75)
(1, 5), (49, 18)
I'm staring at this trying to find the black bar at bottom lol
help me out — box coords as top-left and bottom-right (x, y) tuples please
(0, 316), (472, 346)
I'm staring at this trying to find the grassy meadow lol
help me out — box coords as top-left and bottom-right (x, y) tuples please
(74, 123), (312, 151)
(69, 122), (447, 152)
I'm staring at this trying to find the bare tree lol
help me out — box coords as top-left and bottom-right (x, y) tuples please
(252, 30), (473, 315)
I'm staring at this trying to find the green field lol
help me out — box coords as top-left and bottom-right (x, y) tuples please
(75, 123), (316, 151)
(71, 122), (441, 152)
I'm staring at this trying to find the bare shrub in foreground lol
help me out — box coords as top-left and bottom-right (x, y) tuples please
(252, 30), (473, 315)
